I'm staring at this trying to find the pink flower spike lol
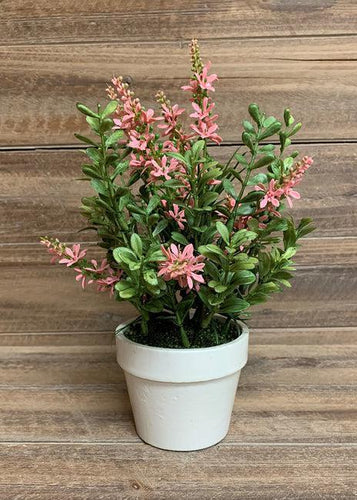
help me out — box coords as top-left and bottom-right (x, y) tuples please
(59, 244), (87, 267)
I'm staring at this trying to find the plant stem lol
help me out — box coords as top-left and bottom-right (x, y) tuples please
(179, 324), (190, 348)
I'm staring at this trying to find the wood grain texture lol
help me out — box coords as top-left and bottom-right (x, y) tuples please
(1, 247), (356, 332)
(1, 143), (356, 243)
(2, 0), (357, 45)
(0, 336), (356, 386)
(1, 36), (356, 146)
(0, 382), (355, 444)
(0, 443), (355, 499)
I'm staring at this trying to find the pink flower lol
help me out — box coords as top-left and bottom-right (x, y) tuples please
(74, 268), (92, 290)
(190, 120), (222, 144)
(181, 79), (199, 93)
(84, 258), (109, 274)
(129, 153), (147, 170)
(162, 140), (179, 153)
(181, 62), (218, 94)
(128, 130), (154, 151)
(279, 156), (313, 207)
(140, 108), (162, 125)
(158, 244), (205, 291)
(190, 97), (217, 121)
(195, 62), (218, 92)
(281, 185), (301, 208)
(96, 268), (122, 296)
(147, 156), (180, 183)
(158, 104), (185, 136)
(59, 244), (87, 267)
(167, 204), (187, 230)
(255, 179), (284, 209)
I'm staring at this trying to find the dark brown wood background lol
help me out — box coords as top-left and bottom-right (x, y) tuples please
(1, 2), (356, 498)
(1, 0), (356, 334)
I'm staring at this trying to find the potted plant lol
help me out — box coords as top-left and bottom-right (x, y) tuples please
(41, 39), (314, 451)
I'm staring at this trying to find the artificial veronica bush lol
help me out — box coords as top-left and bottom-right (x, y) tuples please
(42, 39), (315, 348)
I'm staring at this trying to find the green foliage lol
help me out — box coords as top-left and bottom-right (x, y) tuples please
(68, 89), (314, 348)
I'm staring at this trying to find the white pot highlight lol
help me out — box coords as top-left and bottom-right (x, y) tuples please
(116, 317), (249, 451)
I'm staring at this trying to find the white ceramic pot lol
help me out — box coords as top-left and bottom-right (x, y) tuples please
(116, 317), (249, 451)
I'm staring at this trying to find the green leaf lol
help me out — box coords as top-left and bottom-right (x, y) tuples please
(200, 191), (219, 206)
(247, 173), (268, 185)
(146, 195), (161, 215)
(258, 122), (282, 141)
(171, 232), (189, 245)
(220, 296), (250, 313)
(153, 219), (168, 237)
(284, 108), (294, 127)
(146, 249), (166, 262)
(86, 116), (100, 133)
(216, 221), (230, 245)
(100, 117), (114, 133)
(242, 131), (254, 151)
(248, 103), (262, 125)
(143, 270), (158, 286)
(191, 140), (205, 157)
(76, 103), (99, 118)
(113, 247), (137, 265)
(263, 116), (277, 128)
(243, 120), (255, 134)
(82, 165), (101, 179)
(282, 247), (297, 259)
(167, 152), (189, 165)
(223, 178), (236, 199)
(90, 179), (107, 195)
(234, 153), (248, 165)
(240, 191), (264, 203)
(130, 233), (143, 257)
(74, 134), (97, 146)
(252, 154), (275, 170)
(287, 122), (302, 137)
(198, 244), (225, 257)
(115, 280), (137, 299)
(233, 270), (256, 285)
(143, 299), (164, 313)
(235, 203), (255, 216)
(102, 101), (118, 117)
(106, 130), (123, 147)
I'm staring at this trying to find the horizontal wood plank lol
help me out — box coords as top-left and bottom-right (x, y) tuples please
(0, 382), (355, 444)
(1, 37), (356, 145)
(0, 250), (356, 332)
(1, 143), (356, 243)
(0, 337), (356, 386)
(0, 443), (355, 499)
(2, 0), (357, 45)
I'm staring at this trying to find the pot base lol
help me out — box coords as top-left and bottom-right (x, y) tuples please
(124, 370), (241, 452)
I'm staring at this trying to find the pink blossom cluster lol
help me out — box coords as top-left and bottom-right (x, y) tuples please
(182, 53), (222, 144)
(40, 238), (121, 296)
(107, 39), (222, 194)
(158, 244), (205, 291)
(255, 156), (313, 212)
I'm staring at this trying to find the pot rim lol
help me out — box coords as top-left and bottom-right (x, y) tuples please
(115, 315), (249, 353)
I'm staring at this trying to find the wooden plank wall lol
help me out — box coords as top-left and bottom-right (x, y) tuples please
(1, 0), (356, 335)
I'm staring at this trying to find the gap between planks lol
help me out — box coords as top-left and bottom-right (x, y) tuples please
(2, 138), (357, 151)
(2, 32), (357, 49)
